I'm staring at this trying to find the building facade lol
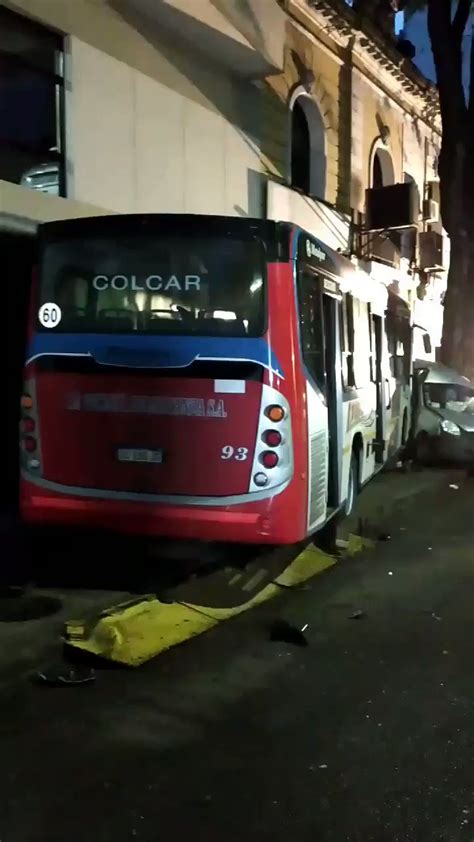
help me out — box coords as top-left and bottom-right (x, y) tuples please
(0, 0), (446, 339)
(0, 0), (449, 508)
(266, 0), (446, 358)
(0, 0), (289, 225)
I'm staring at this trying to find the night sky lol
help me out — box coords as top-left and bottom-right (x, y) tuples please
(404, 9), (472, 93)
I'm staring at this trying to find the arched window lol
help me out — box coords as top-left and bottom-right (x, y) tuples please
(373, 152), (384, 189)
(370, 144), (395, 188)
(368, 140), (397, 265)
(290, 91), (326, 199)
(291, 99), (310, 194)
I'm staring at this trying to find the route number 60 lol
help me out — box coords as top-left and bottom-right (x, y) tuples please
(221, 445), (249, 461)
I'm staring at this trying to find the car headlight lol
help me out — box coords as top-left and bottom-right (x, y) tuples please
(440, 419), (461, 436)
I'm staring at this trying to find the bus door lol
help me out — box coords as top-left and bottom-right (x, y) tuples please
(372, 313), (388, 463)
(297, 268), (340, 530)
(322, 279), (342, 509)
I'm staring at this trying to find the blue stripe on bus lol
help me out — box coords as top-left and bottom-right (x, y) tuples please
(26, 333), (285, 379)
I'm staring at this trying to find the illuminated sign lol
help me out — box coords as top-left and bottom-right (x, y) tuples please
(91, 275), (202, 292)
(305, 240), (326, 262)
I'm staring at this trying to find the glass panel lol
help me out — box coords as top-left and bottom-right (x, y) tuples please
(352, 298), (371, 387)
(0, 8), (63, 194)
(424, 384), (474, 412)
(39, 235), (266, 337)
(0, 6), (61, 76)
(0, 144), (59, 193)
(297, 269), (326, 393)
(0, 60), (57, 150)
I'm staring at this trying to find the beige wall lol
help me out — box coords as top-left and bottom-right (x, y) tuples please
(351, 68), (404, 212)
(1, 0), (441, 229)
(267, 21), (343, 207)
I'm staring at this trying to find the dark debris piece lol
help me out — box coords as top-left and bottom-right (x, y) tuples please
(35, 665), (96, 687)
(269, 619), (309, 647)
(349, 610), (367, 620)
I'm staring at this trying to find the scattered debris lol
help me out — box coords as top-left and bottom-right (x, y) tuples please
(449, 484), (459, 490)
(269, 619), (308, 647)
(35, 665), (96, 687)
(349, 610), (367, 620)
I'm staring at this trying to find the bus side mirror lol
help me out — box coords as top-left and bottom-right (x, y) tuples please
(423, 333), (432, 355)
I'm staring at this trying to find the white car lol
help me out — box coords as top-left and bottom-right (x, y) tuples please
(20, 163), (59, 195)
(412, 360), (474, 464)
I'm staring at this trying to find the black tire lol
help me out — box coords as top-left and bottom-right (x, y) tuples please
(344, 452), (358, 517)
(415, 432), (434, 466)
(401, 411), (408, 446)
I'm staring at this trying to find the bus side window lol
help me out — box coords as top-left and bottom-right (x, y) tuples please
(352, 297), (371, 388)
(297, 268), (326, 394)
(386, 313), (411, 385)
(341, 294), (355, 388)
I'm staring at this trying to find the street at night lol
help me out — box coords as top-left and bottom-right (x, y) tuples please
(1, 468), (473, 842)
(2, 0), (474, 840)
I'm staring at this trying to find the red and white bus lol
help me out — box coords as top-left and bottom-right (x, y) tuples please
(20, 214), (411, 544)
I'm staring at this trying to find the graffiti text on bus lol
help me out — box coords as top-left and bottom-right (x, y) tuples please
(92, 275), (202, 292)
(67, 392), (227, 418)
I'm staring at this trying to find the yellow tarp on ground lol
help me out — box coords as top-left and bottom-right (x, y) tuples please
(64, 534), (373, 665)
(65, 597), (218, 666)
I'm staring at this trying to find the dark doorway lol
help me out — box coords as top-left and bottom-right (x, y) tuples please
(291, 99), (310, 194)
(1, 230), (35, 512)
(372, 151), (384, 189)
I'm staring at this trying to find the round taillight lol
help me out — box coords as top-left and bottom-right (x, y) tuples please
(266, 405), (285, 423)
(253, 472), (268, 487)
(260, 451), (279, 469)
(23, 436), (37, 453)
(22, 418), (36, 434)
(263, 429), (281, 447)
(21, 395), (33, 410)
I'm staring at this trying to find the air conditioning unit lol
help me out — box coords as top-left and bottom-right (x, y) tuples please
(422, 198), (440, 223)
(365, 181), (419, 232)
(419, 231), (444, 271)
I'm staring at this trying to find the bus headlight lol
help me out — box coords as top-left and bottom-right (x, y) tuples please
(440, 419), (461, 436)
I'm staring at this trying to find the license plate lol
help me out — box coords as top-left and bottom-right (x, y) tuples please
(117, 448), (163, 464)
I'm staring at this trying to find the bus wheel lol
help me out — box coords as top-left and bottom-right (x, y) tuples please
(415, 432), (433, 466)
(344, 452), (358, 517)
(401, 411), (408, 446)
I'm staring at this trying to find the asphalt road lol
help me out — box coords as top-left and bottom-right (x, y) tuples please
(0, 469), (473, 842)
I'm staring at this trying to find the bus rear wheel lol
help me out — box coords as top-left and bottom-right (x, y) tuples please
(415, 432), (434, 466)
(344, 452), (358, 517)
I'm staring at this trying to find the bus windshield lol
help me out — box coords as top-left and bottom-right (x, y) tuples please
(38, 233), (266, 337)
